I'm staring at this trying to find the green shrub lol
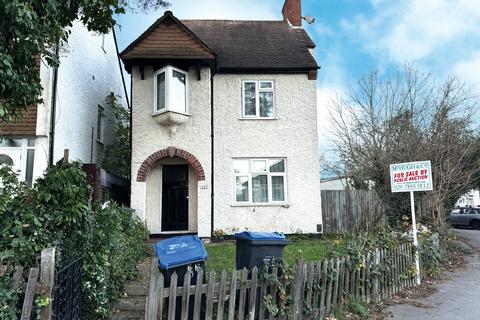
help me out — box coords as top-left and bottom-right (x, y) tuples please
(0, 162), (147, 319)
(0, 271), (20, 320)
(82, 203), (147, 319)
(0, 161), (90, 267)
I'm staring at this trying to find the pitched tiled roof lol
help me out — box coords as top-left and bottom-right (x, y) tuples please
(120, 13), (215, 61)
(121, 11), (318, 73)
(183, 20), (318, 71)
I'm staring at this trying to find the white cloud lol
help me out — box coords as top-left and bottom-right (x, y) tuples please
(378, 0), (480, 62)
(317, 85), (344, 153)
(346, 1), (480, 62)
(454, 51), (480, 90)
(313, 22), (335, 37)
(341, 0), (480, 89)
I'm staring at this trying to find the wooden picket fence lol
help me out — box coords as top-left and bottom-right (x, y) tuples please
(0, 247), (55, 320)
(146, 242), (418, 319)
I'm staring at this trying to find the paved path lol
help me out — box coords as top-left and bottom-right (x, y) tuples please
(384, 229), (480, 320)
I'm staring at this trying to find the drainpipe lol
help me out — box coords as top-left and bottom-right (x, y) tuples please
(48, 45), (60, 168)
(129, 77), (133, 186)
(210, 71), (215, 236)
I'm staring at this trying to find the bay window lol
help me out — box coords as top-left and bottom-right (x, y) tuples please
(154, 66), (187, 114)
(242, 80), (275, 118)
(233, 158), (287, 204)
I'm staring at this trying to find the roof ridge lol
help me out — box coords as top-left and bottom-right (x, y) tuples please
(181, 19), (285, 22)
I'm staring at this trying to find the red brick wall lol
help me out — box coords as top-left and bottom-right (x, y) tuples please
(0, 54), (41, 136)
(282, 0), (302, 27)
(0, 105), (38, 136)
(136, 147), (205, 182)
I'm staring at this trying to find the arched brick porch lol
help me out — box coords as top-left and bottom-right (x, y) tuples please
(136, 146), (205, 182)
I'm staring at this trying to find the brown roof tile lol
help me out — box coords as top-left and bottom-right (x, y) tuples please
(121, 11), (319, 73)
(183, 19), (318, 71)
(120, 12), (215, 62)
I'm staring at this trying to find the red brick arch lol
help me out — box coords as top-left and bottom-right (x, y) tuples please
(136, 147), (205, 182)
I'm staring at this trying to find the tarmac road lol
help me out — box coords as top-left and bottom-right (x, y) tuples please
(384, 229), (480, 320)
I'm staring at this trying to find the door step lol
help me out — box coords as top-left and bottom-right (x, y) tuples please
(123, 284), (148, 296)
(113, 296), (146, 311)
(110, 258), (150, 320)
(110, 309), (144, 320)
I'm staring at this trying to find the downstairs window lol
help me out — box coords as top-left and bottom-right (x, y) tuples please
(233, 158), (286, 205)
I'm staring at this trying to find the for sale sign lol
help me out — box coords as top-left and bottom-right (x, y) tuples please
(389, 161), (433, 193)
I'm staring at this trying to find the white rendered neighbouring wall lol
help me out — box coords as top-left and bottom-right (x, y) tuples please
(213, 74), (322, 234)
(34, 20), (127, 181)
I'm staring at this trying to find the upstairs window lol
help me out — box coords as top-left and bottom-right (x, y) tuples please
(154, 66), (188, 114)
(242, 80), (275, 118)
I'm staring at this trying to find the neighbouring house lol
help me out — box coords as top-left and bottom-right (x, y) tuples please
(456, 189), (480, 207)
(320, 175), (375, 191)
(320, 176), (355, 190)
(0, 21), (129, 196)
(121, 0), (322, 237)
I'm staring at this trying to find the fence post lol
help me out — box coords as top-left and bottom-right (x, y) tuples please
(373, 249), (380, 303)
(290, 261), (305, 320)
(40, 247), (55, 320)
(146, 258), (160, 320)
(21, 268), (40, 320)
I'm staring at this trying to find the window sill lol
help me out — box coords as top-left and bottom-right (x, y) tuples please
(96, 140), (104, 145)
(231, 203), (289, 208)
(153, 110), (190, 127)
(238, 117), (278, 121)
(153, 109), (190, 117)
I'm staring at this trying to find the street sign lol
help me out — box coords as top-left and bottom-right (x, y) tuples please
(389, 160), (434, 285)
(390, 161), (433, 193)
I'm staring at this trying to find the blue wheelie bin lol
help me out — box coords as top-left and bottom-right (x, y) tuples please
(154, 235), (208, 319)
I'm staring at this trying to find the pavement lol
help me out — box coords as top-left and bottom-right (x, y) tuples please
(384, 229), (480, 320)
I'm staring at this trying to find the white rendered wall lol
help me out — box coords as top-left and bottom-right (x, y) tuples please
(130, 66), (323, 236)
(130, 66), (212, 236)
(213, 74), (322, 234)
(34, 20), (127, 181)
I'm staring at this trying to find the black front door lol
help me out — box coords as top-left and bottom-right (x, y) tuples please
(162, 165), (189, 231)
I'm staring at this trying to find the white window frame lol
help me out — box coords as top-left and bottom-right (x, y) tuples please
(153, 65), (189, 115)
(233, 158), (287, 205)
(241, 80), (275, 119)
(0, 138), (35, 186)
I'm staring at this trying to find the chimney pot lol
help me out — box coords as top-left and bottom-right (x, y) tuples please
(282, 0), (302, 27)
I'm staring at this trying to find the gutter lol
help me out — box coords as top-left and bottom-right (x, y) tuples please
(48, 45), (60, 168)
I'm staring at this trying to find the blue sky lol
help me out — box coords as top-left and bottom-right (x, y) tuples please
(115, 0), (480, 150)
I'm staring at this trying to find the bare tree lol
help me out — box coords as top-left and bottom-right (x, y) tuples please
(328, 65), (480, 226)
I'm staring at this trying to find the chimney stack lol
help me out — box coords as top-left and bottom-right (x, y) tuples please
(282, 0), (302, 27)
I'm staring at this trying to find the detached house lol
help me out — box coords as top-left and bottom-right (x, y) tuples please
(0, 22), (128, 189)
(121, 0), (322, 237)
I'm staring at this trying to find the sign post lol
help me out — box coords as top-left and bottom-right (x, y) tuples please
(390, 160), (433, 285)
(409, 190), (421, 285)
